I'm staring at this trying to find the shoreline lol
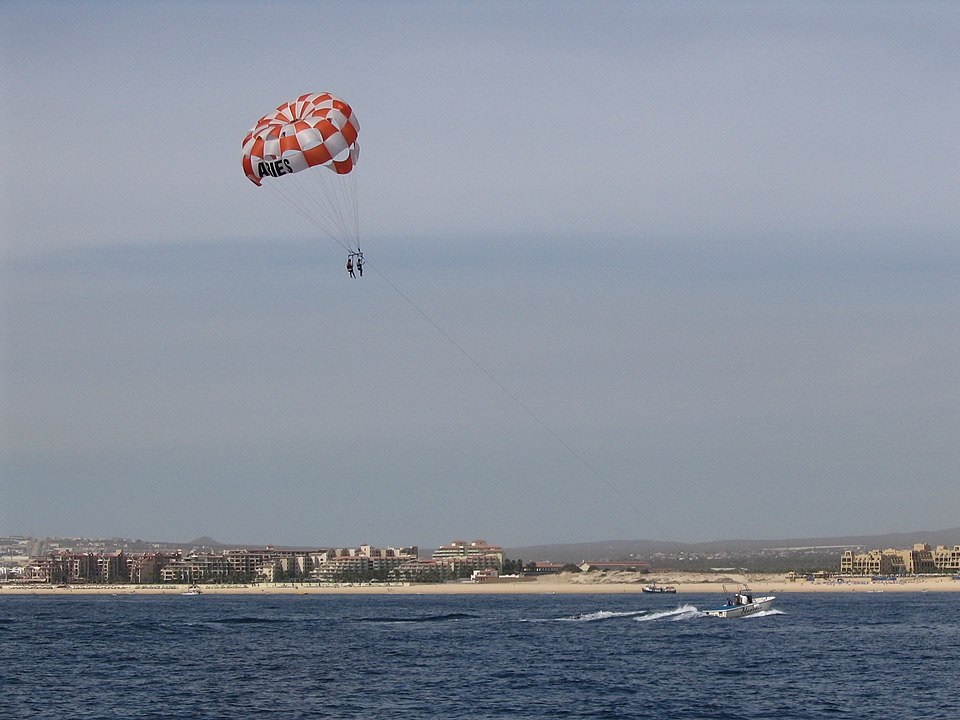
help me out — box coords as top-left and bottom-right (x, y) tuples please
(3, 572), (959, 596)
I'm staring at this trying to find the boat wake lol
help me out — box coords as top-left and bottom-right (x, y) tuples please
(528, 604), (783, 625)
(740, 608), (785, 618)
(555, 609), (648, 622)
(634, 604), (701, 622)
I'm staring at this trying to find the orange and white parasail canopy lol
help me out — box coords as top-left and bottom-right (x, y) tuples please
(242, 92), (360, 186)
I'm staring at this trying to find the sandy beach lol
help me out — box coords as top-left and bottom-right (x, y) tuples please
(3, 572), (959, 596)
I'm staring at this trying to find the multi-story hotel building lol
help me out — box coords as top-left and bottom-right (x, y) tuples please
(840, 544), (960, 575)
(310, 546), (419, 582)
(20, 544), (423, 584)
(931, 544), (960, 572)
(24, 552), (125, 584)
(127, 553), (180, 583)
(432, 539), (504, 576)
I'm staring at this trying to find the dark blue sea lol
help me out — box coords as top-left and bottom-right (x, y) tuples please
(2, 592), (957, 719)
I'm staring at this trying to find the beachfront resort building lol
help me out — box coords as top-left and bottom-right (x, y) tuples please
(18, 544), (421, 585)
(839, 544), (960, 575)
(158, 547), (326, 583)
(431, 539), (504, 575)
(21, 551), (180, 584)
(310, 545), (419, 582)
(18, 541), (514, 585)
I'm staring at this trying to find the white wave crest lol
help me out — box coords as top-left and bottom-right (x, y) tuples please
(741, 608), (785, 618)
(634, 604), (702, 622)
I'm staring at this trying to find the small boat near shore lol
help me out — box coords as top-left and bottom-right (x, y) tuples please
(642, 583), (676, 594)
(181, 585), (203, 596)
(702, 589), (775, 618)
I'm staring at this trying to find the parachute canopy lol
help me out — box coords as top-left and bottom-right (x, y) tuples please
(242, 92), (360, 187)
(242, 92), (361, 250)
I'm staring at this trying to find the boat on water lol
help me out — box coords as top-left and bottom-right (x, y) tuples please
(181, 585), (203, 596)
(702, 589), (775, 618)
(642, 583), (676, 594)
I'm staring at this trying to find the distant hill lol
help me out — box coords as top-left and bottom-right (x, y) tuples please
(504, 527), (960, 565)
(186, 536), (230, 549)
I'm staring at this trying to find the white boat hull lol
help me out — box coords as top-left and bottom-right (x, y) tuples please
(642, 585), (676, 594)
(702, 595), (775, 618)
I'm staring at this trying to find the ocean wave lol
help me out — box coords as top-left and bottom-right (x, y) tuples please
(356, 612), (480, 623)
(555, 609), (648, 622)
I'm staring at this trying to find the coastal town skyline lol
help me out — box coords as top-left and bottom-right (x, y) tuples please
(3, 3), (959, 548)
(4, 532), (959, 586)
(5, 524), (959, 557)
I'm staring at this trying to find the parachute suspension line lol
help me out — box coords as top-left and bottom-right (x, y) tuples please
(296, 164), (359, 253)
(347, 169), (361, 252)
(311, 171), (352, 248)
(263, 178), (356, 255)
(362, 259), (671, 540)
(306, 165), (360, 252)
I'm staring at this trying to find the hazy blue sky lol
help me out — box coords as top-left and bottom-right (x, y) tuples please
(2, 1), (958, 549)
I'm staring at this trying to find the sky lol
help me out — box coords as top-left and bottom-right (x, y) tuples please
(2, 1), (959, 549)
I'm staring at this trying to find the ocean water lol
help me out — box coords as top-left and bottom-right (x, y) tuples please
(1, 592), (957, 719)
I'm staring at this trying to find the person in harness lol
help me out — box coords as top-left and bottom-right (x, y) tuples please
(346, 247), (365, 278)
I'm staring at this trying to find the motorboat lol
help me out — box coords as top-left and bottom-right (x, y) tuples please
(181, 585), (203, 596)
(642, 583), (676, 594)
(702, 590), (774, 618)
